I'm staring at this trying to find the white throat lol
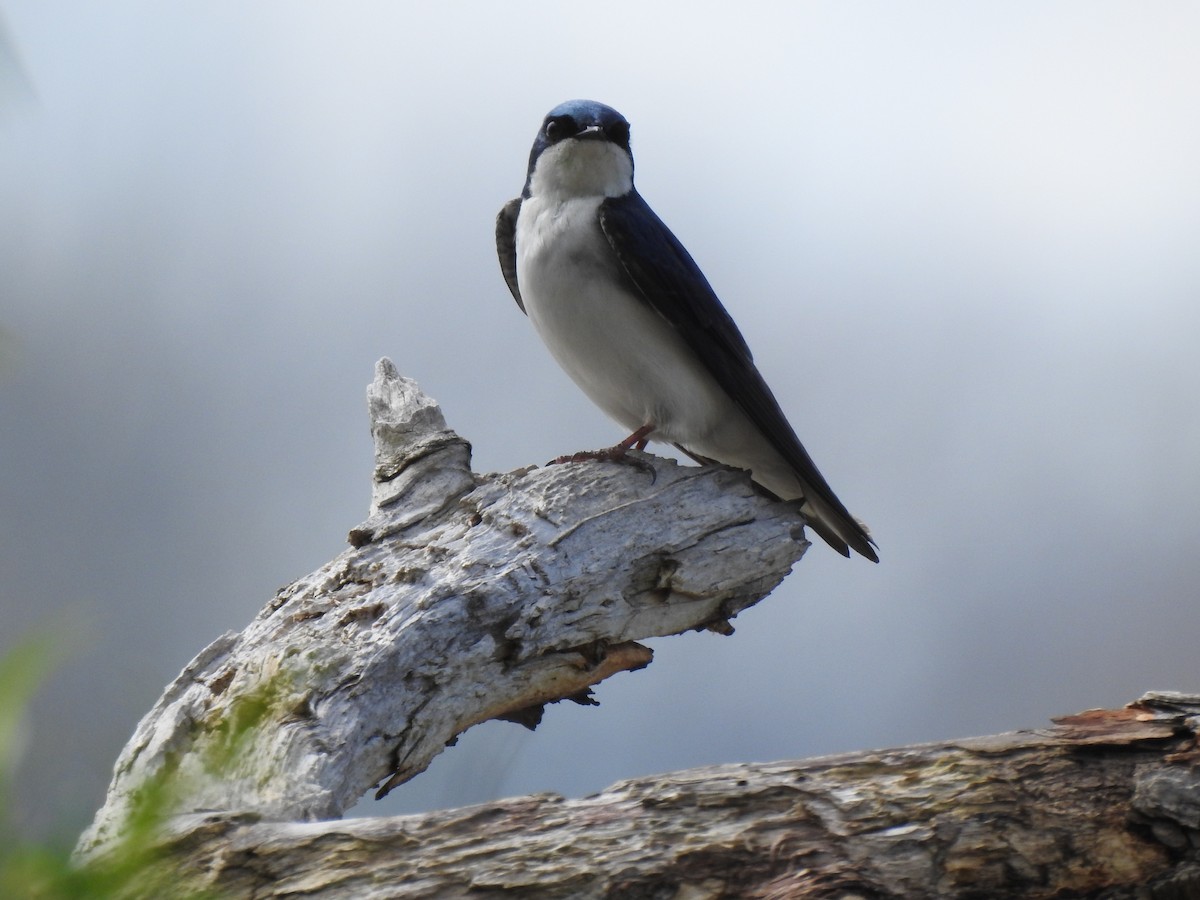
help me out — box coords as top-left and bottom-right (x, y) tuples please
(527, 140), (633, 202)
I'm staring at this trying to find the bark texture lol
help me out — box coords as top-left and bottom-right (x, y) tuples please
(130, 694), (1200, 898)
(75, 362), (1200, 897)
(77, 360), (809, 857)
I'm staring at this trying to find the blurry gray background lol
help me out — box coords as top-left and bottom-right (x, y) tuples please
(2, 3), (1198, 842)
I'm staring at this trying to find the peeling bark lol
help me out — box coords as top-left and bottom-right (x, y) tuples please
(74, 362), (1200, 897)
(117, 695), (1200, 898)
(76, 359), (808, 857)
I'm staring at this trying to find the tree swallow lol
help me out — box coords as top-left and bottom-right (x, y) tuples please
(496, 99), (877, 562)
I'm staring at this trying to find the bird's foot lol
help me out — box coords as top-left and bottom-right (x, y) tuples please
(548, 425), (657, 481)
(548, 446), (657, 482)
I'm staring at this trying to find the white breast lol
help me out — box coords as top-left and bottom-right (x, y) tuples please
(515, 194), (732, 445)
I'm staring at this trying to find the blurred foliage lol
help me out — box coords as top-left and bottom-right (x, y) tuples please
(0, 629), (224, 899)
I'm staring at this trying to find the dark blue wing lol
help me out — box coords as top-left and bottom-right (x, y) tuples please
(599, 191), (875, 559)
(496, 198), (525, 313)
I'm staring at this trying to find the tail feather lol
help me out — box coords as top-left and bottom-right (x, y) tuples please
(800, 492), (878, 563)
(672, 440), (878, 562)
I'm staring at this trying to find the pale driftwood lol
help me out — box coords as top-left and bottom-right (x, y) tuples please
(75, 363), (1200, 898)
(76, 359), (810, 858)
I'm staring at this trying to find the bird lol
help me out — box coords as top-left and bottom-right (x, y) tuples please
(496, 99), (877, 562)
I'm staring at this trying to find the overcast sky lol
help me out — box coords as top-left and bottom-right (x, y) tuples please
(2, 3), (1198, 840)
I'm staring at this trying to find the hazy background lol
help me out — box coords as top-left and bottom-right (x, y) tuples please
(2, 3), (1198, 841)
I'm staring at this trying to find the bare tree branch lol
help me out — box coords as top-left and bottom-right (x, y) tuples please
(75, 362), (1200, 897)
(114, 696), (1200, 898)
(77, 359), (809, 857)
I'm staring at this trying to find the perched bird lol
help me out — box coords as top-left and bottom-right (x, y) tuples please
(496, 99), (877, 562)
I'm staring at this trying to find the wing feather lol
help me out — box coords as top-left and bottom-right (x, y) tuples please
(496, 198), (525, 313)
(599, 191), (877, 561)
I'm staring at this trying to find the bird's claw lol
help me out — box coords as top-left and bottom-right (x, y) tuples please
(547, 446), (657, 483)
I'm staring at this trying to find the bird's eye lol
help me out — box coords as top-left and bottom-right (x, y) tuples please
(544, 116), (575, 142)
(606, 121), (630, 147)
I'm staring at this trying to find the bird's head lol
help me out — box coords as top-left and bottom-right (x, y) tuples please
(523, 99), (634, 201)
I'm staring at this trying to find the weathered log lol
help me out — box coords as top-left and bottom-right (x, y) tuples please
(75, 362), (1200, 897)
(122, 694), (1200, 898)
(76, 359), (809, 858)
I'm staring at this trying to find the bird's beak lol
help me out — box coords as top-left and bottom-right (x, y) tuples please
(575, 125), (606, 141)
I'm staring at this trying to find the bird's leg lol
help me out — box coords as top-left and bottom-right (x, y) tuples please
(549, 424), (657, 480)
(618, 424), (655, 454)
